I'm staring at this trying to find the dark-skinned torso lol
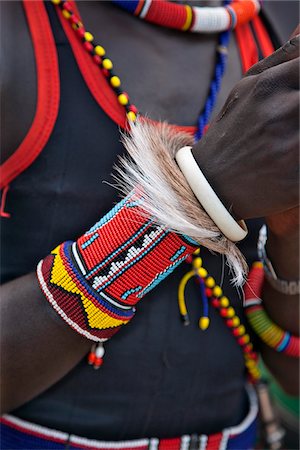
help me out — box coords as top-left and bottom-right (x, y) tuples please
(0, 0), (297, 441)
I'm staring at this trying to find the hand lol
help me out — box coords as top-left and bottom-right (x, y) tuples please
(192, 33), (299, 221)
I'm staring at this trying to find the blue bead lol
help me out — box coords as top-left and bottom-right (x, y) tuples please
(111, 0), (140, 14)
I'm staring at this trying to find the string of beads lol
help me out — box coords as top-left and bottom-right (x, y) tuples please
(52, 0), (139, 123)
(244, 263), (300, 358)
(112, 0), (260, 33)
(178, 249), (261, 383)
(51, 0), (232, 139)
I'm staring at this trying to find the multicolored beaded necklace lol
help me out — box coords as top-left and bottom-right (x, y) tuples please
(51, 0), (261, 381)
(112, 0), (260, 33)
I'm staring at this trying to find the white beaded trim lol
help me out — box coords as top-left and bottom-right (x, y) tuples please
(37, 260), (106, 343)
(191, 7), (230, 33)
(3, 385), (258, 450)
(139, 0), (152, 19)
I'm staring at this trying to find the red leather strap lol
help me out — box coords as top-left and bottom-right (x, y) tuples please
(252, 15), (275, 57)
(235, 22), (259, 73)
(0, 1), (60, 190)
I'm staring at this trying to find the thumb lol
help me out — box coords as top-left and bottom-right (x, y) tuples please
(245, 29), (299, 77)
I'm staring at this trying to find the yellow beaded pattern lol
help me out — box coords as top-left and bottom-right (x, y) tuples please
(50, 246), (130, 330)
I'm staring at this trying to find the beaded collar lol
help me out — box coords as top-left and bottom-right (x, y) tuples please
(112, 0), (260, 34)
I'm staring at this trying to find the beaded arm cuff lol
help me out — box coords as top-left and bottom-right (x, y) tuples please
(244, 263), (300, 358)
(37, 191), (198, 342)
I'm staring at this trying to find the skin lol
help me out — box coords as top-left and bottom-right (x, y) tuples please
(0, 1), (299, 414)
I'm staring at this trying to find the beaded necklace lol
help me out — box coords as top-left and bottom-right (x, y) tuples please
(51, 0), (261, 383)
(111, 0), (260, 34)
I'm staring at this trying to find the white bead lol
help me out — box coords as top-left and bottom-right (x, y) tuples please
(95, 345), (105, 358)
(191, 7), (230, 33)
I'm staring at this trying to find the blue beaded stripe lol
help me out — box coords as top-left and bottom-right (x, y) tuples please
(198, 275), (209, 319)
(85, 194), (132, 235)
(61, 241), (135, 318)
(277, 332), (291, 352)
(227, 418), (257, 450)
(195, 0), (232, 141)
(121, 286), (143, 300)
(111, 0), (140, 14)
(81, 233), (99, 249)
(0, 423), (66, 450)
(170, 245), (186, 262)
(138, 256), (186, 298)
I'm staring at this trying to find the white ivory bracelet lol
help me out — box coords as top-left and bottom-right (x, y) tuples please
(175, 146), (248, 242)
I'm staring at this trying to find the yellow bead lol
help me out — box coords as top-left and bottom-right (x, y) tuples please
(127, 111), (137, 122)
(226, 307), (235, 318)
(102, 58), (113, 70)
(193, 257), (202, 269)
(220, 296), (229, 307)
(62, 9), (71, 19)
(199, 317), (210, 331)
(94, 45), (106, 57)
(52, 0), (61, 4)
(237, 325), (246, 335)
(110, 76), (121, 88)
(205, 276), (215, 288)
(243, 334), (250, 344)
(118, 94), (129, 106)
(253, 261), (263, 269)
(193, 248), (200, 255)
(245, 359), (256, 368)
(232, 316), (240, 327)
(84, 32), (94, 42)
(198, 268), (207, 278)
(213, 286), (222, 298)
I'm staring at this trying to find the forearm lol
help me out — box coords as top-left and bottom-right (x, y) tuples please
(0, 272), (90, 414)
(260, 227), (299, 396)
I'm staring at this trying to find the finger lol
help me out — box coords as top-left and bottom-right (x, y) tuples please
(245, 34), (300, 76)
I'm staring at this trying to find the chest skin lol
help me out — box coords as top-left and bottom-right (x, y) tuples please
(1, 1), (298, 164)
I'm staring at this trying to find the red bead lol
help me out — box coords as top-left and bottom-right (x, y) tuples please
(186, 255), (192, 264)
(243, 344), (253, 353)
(220, 308), (228, 317)
(94, 357), (103, 369)
(70, 14), (80, 25)
(233, 328), (240, 337)
(77, 27), (86, 38)
(211, 298), (220, 308)
(226, 319), (234, 327)
(129, 104), (138, 114)
(238, 336), (248, 346)
(102, 69), (110, 78)
(63, 1), (72, 12)
(84, 41), (94, 53)
(88, 352), (96, 365)
(93, 55), (102, 65)
(205, 288), (213, 297)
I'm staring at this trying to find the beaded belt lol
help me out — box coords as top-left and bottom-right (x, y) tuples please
(1, 386), (258, 450)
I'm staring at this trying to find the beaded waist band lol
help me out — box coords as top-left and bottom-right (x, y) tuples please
(1, 386), (258, 450)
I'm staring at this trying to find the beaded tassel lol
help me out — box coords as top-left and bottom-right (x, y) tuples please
(88, 343), (105, 369)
